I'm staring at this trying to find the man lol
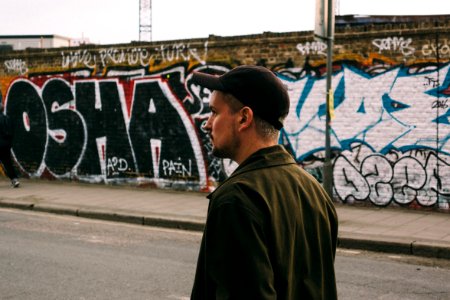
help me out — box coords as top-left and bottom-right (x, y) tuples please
(191, 65), (338, 299)
(0, 99), (20, 188)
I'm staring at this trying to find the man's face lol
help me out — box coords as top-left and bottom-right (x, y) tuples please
(203, 91), (240, 160)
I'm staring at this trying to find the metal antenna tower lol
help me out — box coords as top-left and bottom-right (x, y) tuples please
(139, 0), (152, 41)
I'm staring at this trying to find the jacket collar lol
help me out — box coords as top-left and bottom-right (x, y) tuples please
(208, 145), (296, 199)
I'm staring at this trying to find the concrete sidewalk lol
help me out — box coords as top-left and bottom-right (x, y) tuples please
(0, 178), (449, 260)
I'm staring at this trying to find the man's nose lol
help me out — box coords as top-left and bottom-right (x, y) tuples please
(202, 119), (211, 131)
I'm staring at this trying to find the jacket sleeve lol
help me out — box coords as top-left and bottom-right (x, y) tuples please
(205, 198), (277, 299)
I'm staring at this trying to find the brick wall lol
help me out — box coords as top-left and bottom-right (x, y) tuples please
(1, 16), (449, 210)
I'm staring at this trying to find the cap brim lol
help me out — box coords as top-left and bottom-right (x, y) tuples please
(192, 72), (225, 91)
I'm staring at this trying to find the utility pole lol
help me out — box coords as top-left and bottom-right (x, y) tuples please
(139, 0), (152, 42)
(314, 0), (335, 198)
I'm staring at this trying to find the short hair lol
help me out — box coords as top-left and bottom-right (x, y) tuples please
(223, 92), (244, 113)
(254, 114), (280, 140)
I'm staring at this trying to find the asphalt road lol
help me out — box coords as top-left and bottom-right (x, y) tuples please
(1, 208), (449, 300)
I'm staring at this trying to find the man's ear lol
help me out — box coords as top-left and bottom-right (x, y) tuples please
(238, 107), (253, 131)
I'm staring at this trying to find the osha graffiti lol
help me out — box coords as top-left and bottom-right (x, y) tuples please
(5, 76), (207, 189)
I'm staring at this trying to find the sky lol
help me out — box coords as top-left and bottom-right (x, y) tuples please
(1, 0), (449, 45)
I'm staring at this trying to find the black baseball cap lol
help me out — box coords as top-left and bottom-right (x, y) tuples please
(192, 65), (290, 130)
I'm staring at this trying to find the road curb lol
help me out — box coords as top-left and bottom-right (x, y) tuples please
(338, 236), (411, 255)
(339, 236), (450, 260)
(1, 200), (449, 260)
(143, 217), (205, 231)
(411, 241), (450, 260)
(0, 200), (205, 232)
(0, 200), (35, 211)
(78, 209), (145, 225)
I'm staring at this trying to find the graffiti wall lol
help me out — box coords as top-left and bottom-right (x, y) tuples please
(280, 63), (450, 210)
(3, 67), (212, 190)
(0, 17), (449, 210)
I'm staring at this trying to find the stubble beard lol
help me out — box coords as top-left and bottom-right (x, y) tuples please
(212, 146), (233, 159)
(211, 131), (240, 160)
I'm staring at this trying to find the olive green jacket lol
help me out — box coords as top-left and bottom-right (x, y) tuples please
(191, 145), (338, 299)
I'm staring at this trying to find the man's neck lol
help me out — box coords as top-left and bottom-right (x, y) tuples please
(234, 137), (277, 164)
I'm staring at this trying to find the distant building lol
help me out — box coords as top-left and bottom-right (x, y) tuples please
(0, 34), (91, 51)
(335, 14), (450, 27)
